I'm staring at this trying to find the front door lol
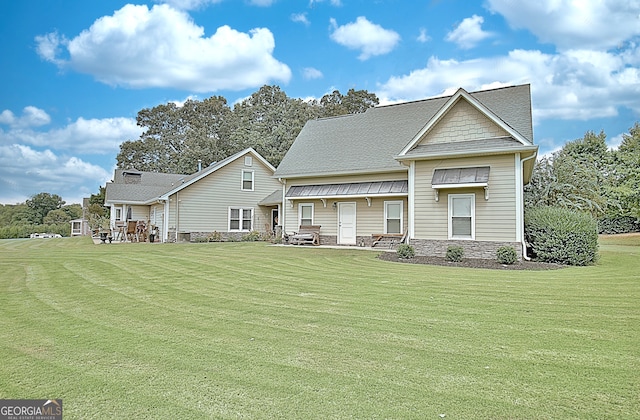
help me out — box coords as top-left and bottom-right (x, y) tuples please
(338, 202), (356, 245)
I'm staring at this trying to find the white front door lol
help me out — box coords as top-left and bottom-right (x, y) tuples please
(338, 202), (357, 245)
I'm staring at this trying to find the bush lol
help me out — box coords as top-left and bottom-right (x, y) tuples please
(525, 206), (599, 266)
(598, 215), (640, 234)
(396, 244), (415, 259)
(241, 231), (261, 242)
(208, 231), (223, 242)
(446, 245), (464, 262)
(496, 246), (518, 265)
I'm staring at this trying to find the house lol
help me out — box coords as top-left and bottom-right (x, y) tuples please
(104, 148), (282, 242)
(70, 198), (91, 236)
(274, 85), (538, 258)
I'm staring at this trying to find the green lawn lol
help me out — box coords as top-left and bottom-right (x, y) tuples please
(1, 236), (638, 419)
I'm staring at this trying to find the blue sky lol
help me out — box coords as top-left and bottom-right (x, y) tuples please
(1, 0), (639, 205)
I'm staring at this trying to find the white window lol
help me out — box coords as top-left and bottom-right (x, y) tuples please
(241, 170), (254, 191)
(448, 194), (475, 239)
(229, 207), (253, 231)
(384, 201), (403, 234)
(115, 208), (122, 221)
(244, 156), (253, 166)
(298, 203), (314, 226)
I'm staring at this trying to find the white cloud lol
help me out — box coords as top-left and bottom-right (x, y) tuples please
(249, 0), (276, 6)
(377, 46), (640, 122)
(34, 32), (67, 65)
(486, 0), (640, 51)
(0, 144), (111, 205)
(445, 15), (492, 49)
(302, 67), (323, 80)
(36, 4), (291, 92)
(0, 106), (52, 128)
(310, 0), (342, 6)
(155, 0), (222, 10)
(417, 28), (430, 43)
(291, 13), (310, 26)
(0, 116), (142, 155)
(329, 16), (400, 60)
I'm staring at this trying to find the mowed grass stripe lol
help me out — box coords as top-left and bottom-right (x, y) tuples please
(0, 237), (638, 418)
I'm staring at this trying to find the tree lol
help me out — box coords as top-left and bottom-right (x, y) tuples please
(525, 131), (610, 217)
(318, 88), (379, 117)
(117, 96), (233, 174)
(25, 192), (65, 224)
(115, 85), (379, 172)
(230, 85), (317, 167)
(608, 122), (640, 220)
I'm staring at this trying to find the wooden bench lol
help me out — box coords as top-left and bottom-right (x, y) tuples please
(371, 231), (407, 249)
(289, 225), (321, 246)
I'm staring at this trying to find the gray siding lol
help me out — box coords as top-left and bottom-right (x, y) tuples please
(168, 151), (280, 234)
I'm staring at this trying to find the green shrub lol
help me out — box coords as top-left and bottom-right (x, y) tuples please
(396, 244), (415, 259)
(598, 215), (640, 234)
(208, 231), (223, 242)
(446, 245), (464, 262)
(241, 231), (261, 242)
(496, 246), (518, 265)
(525, 206), (599, 266)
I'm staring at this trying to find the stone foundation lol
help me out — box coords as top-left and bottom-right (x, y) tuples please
(410, 239), (523, 260)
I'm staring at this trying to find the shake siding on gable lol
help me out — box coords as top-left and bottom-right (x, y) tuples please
(418, 100), (508, 145)
(413, 155), (516, 241)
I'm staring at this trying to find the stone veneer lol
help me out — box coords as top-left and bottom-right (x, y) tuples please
(410, 239), (523, 260)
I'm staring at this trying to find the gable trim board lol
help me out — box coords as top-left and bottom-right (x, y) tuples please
(276, 84), (537, 259)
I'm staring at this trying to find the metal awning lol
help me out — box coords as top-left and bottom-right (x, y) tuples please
(286, 180), (408, 199)
(431, 166), (490, 188)
(431, 166), (490, 201)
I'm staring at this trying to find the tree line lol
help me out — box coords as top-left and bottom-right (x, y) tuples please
(117, 85), (379, 174)
(524, 123), (640, 233)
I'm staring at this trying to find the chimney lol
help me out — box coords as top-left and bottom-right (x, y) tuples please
(198, 159), (202, 172)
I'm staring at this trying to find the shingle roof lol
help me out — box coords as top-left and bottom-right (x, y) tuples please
(105, 170), (188, 204)
(274, 84), (533, 178)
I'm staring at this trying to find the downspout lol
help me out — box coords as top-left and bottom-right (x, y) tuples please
(176, 191), (180, 241)
(162, 198), (169, 243)
(408, 161), (415, 241)
(279, 178), (286, 236)
(519, 153), (537, 260)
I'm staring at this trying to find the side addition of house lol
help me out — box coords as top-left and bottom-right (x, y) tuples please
(274, 84), (538, 258)
(104, 148), (282, 242)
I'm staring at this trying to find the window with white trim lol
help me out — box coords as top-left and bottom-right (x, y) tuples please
(115, 208), (122, 221)
(229, 207), (253, 231)
(241, 170), (254, 191)
(298, 203), (314, 226)
(384, 201), (403, 234)
(448, 194), (475, 239)
(244, 156), (253, 166)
